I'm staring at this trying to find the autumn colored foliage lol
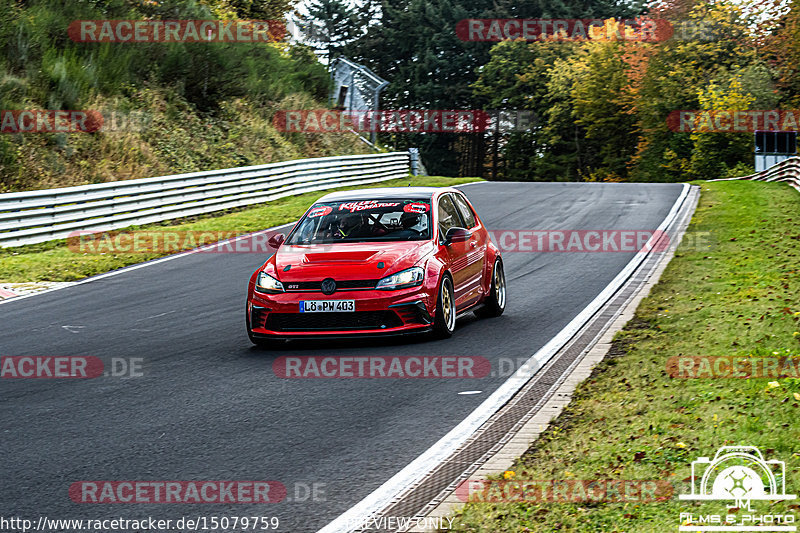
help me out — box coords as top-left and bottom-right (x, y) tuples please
(472, 0), (791, 181)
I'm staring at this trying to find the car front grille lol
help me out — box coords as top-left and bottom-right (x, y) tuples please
(264, 311), (403, 332)
(283, 279), (379, 292)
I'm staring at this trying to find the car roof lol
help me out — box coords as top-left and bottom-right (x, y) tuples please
(315, 186), (460, 203)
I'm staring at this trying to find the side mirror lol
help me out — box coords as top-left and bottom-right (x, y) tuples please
(268, 233), (285, 249)
(444, 227), (470, 245)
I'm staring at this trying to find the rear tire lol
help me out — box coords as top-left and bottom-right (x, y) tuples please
(432, 275), (456, 338)
(475, 258), (506, 318)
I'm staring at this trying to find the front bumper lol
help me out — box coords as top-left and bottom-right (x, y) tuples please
(248, 287), (434, 338)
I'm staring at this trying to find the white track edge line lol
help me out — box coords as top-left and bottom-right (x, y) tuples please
(317, 183), (692, 533)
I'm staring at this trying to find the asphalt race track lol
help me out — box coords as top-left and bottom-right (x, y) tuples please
(0, 182), (684, 532)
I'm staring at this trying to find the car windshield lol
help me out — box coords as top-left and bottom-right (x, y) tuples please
(286, 199), (432, 244)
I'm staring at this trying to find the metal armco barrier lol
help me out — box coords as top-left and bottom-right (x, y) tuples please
(0, 151), (411, 248)
(715, 156), (800, 192)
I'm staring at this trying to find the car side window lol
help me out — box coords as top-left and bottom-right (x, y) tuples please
(452, 193), (477, 228)
(437, 194), (465, 237)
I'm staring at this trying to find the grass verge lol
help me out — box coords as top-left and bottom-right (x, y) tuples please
(0, 176), (480, 282)
(449, 180), (800, 532)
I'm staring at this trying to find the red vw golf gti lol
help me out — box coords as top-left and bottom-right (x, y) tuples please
(246, 187), (505, 346)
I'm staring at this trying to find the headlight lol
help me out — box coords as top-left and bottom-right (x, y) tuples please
(375, 267), (424, 290)
(256, 272), (284, 294)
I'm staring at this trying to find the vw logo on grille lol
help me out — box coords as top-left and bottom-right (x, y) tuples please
(321, 278), (336, 295)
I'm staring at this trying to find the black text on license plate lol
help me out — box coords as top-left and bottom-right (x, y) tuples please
(299, 300), (355, 313)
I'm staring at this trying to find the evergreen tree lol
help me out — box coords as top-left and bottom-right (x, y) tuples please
(342, 0), (645, 176)
(223, 0), (295, 19)
(342, 0), (507, 175)
(302, 0), (360, 60)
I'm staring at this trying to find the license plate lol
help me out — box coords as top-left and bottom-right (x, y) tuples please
(299, 300), (355, 313)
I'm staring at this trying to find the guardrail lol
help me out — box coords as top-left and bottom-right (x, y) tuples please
(0, 151), (411, 248)
(714, 156), (800, 192)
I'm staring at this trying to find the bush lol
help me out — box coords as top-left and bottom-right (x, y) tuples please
(0, 0), (359, 192)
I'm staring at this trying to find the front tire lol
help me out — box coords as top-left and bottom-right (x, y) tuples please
(475, 258), (506, 318)
(432, 275), (456, 338)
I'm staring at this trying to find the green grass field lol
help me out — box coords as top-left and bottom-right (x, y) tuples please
(449, 180), (800, 532)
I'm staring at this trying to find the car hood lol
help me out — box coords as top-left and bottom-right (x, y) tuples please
(265, 241), (435, 281)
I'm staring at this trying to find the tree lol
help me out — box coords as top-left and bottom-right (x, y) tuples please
(569, 40), (640, 180)
(758, 0), (800, 106)
(629, 1), (768, 181)
(301, 0), (360, 60)
(472, 39), (581, 180)
(341, 0), (509, 175)
(688, 78), (757, 178)
(342, 0), (640, 176)
(219, 0), (295, 19)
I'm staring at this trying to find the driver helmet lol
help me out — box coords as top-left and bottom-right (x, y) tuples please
(400, 211), (421, 229)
